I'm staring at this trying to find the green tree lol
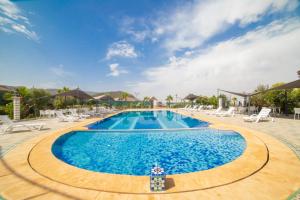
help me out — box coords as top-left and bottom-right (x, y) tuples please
(54, 86), (71, 109)
(121, 92), (129, 101)
(3, 87), (33, 118)
(143, 96), (150, 101)
(208, 95), (218, 107)
(57, 86), (70, 93)
(166, 95), (173, 108)
(143, 96), (150, 108)
(30, 88), (52, 117)
(250, 82), (300, 113)
(231, 97), (237, 106)
(196, 96), (209, 105)
(250, 84), (269, 108)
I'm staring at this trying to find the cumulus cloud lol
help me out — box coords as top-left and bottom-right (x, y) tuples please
(107, 63), (128, 77)
(130, 18), (300, 99)
(0, 0), (38, 41)
(106, 41), (138, 59)
(152, 0), (298, 52)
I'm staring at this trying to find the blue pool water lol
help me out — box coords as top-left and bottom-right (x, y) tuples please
(88, 110), (209, 130)
(52, 129), (246, 175)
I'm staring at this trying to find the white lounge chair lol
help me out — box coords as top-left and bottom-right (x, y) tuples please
(196, 105), (204, 112)
(189, 105), (199, 112)
(0, 115), (45, 134)
(69, 109), (90, 119)
(243, 108), (271, 123)
(216, 107), (235, 117)
(294, 108), (300, 120)
(206, 105), (214, 110)
(55, 111), (80, 122)
(183, 105), (192, 110)
(206, 107), (222, 115)
(179, 105), (188, 110)
(39, 110), (46, 118)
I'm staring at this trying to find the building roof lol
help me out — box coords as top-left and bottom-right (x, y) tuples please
(54, 88), (93, 100)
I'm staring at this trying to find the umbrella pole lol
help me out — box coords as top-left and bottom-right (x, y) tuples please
(284, 90), (288, 116)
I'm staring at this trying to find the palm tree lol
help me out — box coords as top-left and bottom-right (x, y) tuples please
(121, 92), (129, 101)
(232, 97), (237, 106)
(57, 86), (70, 94)
(143, 96), (150, 101)
(166, 95), (173, 108)
(56, 86), (70, 108)
(143, 96), (150, 108)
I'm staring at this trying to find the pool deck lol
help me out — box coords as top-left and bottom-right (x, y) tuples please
(0, 109), (300, 199)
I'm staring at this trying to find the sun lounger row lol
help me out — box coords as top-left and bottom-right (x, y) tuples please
(204, 106), (272, 122)
(180, 105), (214, 111)
(39, 107), (117, 120)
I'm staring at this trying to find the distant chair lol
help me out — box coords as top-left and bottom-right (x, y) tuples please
(69, 109), (90, 119)
(294, 108), (300, 120)
(45, 110), (55, 118)
(206, 105), (214, 110)
(180, 105), (189, 110)
(243, 108), (271, 123)
(196, 105), (204, 112)
(206, 107), (222, 115)
(0, 115), (45, 134)
(216, 107), (235, 117)
(189, 105), (199, 112)
(39, 110), (46, 118)
(55, 111), (80, 122)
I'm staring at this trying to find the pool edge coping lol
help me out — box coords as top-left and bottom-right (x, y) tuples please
(27, 109), (269, 194)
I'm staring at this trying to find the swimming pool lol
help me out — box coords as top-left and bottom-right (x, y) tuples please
(52, 129), (246, 176)
(88, 110), (209, 130)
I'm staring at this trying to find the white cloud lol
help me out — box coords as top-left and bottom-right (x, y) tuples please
(0, 0), (38, 41)
(107, 63), (128, 77)
(120, 16), (153, 42)
(50, 64), (74, 77)
(131, 18), (300, 99)
(106, 41), (138, 59)
(153, 0), (298, 52)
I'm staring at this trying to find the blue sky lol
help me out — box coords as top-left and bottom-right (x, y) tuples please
(1, 0), (300, 99)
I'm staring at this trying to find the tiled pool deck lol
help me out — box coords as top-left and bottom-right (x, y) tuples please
(0, 109), (299, 199)
(178, 109), (300, 159)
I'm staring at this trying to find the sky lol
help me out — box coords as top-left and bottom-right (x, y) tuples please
(0, 0), (300, 100)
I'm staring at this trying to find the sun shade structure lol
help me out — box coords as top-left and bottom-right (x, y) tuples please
(266, 79), (300, 91)
(218, 89), (254, 97)
(184, 94), (198, 101)
(264, 79), (300, 115)
(54, 88), (93, 100)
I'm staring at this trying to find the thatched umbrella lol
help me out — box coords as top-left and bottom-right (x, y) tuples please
(54, 88), (93, 100)
(184, 94), (198, 101)
(184, 94), (198, 105)
(0, 85), (14, 92)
